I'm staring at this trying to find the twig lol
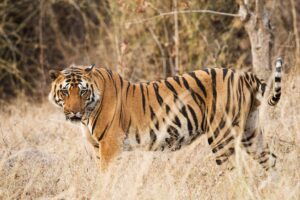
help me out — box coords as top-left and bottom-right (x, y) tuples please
(126, 9), (240, 26)
(173, 0), (179, 75)
(290, 0), (300, 64)
(147, 27), (167, 76)
(39, 0), (46, 97)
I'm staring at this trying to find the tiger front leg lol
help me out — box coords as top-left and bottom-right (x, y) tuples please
(98, 130), (123, 172)
(208, 125), (243, 170)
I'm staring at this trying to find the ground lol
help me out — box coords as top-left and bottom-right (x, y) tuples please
(0, 73), (299, 199)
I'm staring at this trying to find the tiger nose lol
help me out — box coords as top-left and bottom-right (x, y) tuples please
(69, 112), (82, 118)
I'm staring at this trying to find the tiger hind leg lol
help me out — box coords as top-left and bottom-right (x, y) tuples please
(242, 129), (277, 170)
(242, 109), (277, 170)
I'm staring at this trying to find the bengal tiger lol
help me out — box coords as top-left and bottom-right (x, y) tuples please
(49, 58), (282, 171)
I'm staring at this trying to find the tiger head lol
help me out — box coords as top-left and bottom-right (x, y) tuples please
(48, 64), (101, 122)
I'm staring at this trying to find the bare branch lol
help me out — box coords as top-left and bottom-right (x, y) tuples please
(126, 9), (240, 26)
(173, 0), (179, 75)
(147, 27), (167, 76)
(290, 0), (300, 62)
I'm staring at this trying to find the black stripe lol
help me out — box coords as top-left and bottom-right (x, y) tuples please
(149, 106), (156, 120)
(149, 129), (157, 150)
(132, 85), (136, 95)
(210, 69), (217, 123)
(250, 74), (255, 83)
(225, 73), (232, 113)
(259, 158), (269, 164)
(182, 78), (206, 108)
(212, 135), (234, 153)
(245, 73), (250, 82)
(188, 72), (207, 97)
(182, 79), (206, 117)
(275, 77), (281, 82)
(180, 106), (193, 134)
(222, 68), (228, 80)
(215, 147), (235, 165)
(91, 84), (95, 97)
(140, 84), (146, 114)
(272, 95), (280, 101)
(207, 118), (226, 145)
(242, 130), (257, 143)
(173, 116), (182, 128)
(165, 80), (178, 95)
(135, 130), (140, 144)
(275, 93), (281, 98)
(98, 124), (109, 141)
(126, 82), (131, 100)
(173, 76), (182, 86)
(187, 105), (198, 131)
(153, 83), (163, 105)
(167, 126), (179, 137)
(275, 87), (281, 93)
(182, 77), (190, 90)
(95, 69), (106, 81)
(203, 68), (209, 74)
(106, 69), (113, 80)
(91, 103), (103, 133)
(165, 104), (171, 114)
(119, 75), (123, 88)
(174, 136), (185, 151)
(155, 121), (159, 130)
(201, 111), (207, 132)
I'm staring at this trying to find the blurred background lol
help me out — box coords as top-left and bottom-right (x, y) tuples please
(0, 0), (297, 100)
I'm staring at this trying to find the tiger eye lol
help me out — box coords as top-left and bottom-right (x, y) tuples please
(80, 88), (88, 96)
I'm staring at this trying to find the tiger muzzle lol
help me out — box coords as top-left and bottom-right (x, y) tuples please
(65, 112), (83, 122)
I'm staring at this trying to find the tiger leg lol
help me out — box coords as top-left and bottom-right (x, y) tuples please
(98, 130), (122, 172)
(242, 128), (276, 170)
(81, 125), (100, 161)
(209, 126), (242, 168)
(242, 109), (276, 170)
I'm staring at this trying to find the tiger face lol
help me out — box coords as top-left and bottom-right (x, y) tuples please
(48, 64), (100, 122)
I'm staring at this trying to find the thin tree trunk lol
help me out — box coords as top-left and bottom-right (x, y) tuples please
(238, 0), (273, 80)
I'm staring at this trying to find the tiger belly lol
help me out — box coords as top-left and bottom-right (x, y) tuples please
(123, 122), (203, 152)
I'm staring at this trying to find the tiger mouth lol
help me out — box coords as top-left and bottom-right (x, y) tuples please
(66, 116), (82, 122)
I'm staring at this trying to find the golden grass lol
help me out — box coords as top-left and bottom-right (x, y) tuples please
(0, 74), (299, 199)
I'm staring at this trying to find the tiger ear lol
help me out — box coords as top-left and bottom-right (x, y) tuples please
(49, 70), (60, 80)
(85, 64), (95, 73)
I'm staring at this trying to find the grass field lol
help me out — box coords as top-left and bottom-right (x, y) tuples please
(0, 73), (299, 199)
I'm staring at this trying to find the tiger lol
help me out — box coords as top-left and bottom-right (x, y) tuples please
(48, 58), (283, 171)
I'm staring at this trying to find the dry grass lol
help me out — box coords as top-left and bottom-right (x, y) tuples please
(0, 72), (299, 200)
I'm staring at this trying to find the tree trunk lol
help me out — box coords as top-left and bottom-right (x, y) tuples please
(238, 0), (273, 80)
